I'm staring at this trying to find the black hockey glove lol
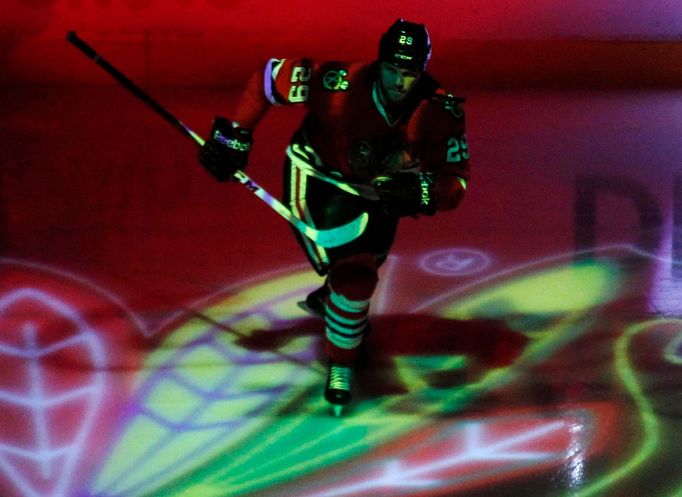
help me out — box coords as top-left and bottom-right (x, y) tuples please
(372, 172), (437, 218)
(198, 117), (252, 182)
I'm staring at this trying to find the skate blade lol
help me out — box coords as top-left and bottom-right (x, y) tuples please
(332, 404), (344, 417)
(297, 301), (324, 319)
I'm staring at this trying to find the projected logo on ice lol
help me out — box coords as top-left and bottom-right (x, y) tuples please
(0, 246), (680, 497)
(0, 260), (146, 497)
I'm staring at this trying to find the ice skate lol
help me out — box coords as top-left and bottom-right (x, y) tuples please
(325, 362), (353, 416)
(297, 284), (329, 319)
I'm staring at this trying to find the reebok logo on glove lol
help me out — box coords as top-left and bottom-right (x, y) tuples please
(419, 174), (433, 207)
(214, 131), (252, 152)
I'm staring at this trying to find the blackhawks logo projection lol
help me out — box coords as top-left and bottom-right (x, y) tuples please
(0, 249), (680, 497)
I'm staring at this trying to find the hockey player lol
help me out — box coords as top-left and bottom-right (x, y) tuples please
(198, 19), (471, 415)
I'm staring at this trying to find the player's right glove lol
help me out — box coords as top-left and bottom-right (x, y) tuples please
(372, 172), (437, 217)
(198, 117), (252, 182)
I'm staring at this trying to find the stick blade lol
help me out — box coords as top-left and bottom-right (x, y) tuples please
(305, 212), (369, 248)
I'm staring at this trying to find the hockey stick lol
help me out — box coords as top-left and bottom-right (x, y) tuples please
(65, 31), (368, 248)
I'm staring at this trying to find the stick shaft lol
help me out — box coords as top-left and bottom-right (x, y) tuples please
(66, 31), (203, 145)
(65, 31), (367, 248)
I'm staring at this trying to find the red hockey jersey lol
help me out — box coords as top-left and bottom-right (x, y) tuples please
(234, 57), (470, 211)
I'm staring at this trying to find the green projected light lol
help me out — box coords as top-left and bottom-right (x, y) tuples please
(422, 259), (622, 408)
(563, 318), (665, 497)
(87, 257), (626, 497)
(88, 271), (323, 497)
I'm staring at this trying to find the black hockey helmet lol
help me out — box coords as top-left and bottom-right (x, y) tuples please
(378, 19), (432, 72)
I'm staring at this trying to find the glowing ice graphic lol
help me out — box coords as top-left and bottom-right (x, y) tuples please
(419, 248), (492, 276)
(299, 413), (587, 497)
(0, 288), (105, 497)
(81, 255), (625, 497)
(87, 271), (322, 497)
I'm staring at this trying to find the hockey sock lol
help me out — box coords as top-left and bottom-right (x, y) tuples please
(324, 254), (378, 364)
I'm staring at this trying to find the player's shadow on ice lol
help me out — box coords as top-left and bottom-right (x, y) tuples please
(235, 313), (527, 414)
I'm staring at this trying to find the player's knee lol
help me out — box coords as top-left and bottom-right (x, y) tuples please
(328, 253), (378, 301)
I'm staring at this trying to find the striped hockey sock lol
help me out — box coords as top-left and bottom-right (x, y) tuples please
(324, 253), (378, 364)
(324, 289), (370, 363)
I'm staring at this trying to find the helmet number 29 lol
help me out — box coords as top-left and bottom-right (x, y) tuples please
(289, 66), (312, 103)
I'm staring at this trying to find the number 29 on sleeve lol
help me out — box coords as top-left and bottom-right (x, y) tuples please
(289, 66), (311, 103)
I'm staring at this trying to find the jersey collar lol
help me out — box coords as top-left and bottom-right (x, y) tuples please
(372, 80), (403, 127)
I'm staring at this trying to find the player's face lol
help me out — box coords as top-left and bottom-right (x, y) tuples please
(378, 62), (421, 104)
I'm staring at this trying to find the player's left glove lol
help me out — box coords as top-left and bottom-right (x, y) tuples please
(198, 117), (252, 182)
(372, 172), (437, 217)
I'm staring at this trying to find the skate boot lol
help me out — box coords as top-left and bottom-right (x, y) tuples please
(298, 284), (329, 319)
(325, 362), (353, 417)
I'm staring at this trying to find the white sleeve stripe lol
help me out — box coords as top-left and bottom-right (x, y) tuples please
(264, 58), (285, 105)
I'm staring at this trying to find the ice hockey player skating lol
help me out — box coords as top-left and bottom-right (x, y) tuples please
(198, 19), (471, 416)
